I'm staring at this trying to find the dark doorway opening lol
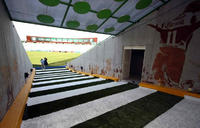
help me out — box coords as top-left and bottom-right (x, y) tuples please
(129, 50), (144, 81)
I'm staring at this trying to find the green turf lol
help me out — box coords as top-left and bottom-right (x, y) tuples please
(33, 75), (85, 83)
(27, 51), (80, 66)
(29, 80), (113, 97)
(32, 77), (96, 88)
(26, 83), (138, 119)
(72, 92), (183, 128)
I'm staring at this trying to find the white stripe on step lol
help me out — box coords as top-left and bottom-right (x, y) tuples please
(36, 68), (66, 72)
(28, 81), (128, 106)
(22, 87), (156, 128)
(31, 78), (105, 93)
(144, 98), (200, 128)
(36, 70), (70, 74)
(34, 74), (84, 82)
(36, 69), (69, 72)
(32, 76), (94, 86)
(36, 69), (68, 72)
(34, 72), (78, 78)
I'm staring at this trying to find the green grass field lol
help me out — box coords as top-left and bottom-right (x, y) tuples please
(27, 51), (80, 67)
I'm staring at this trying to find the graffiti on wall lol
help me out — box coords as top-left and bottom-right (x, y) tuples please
(72, 58), (122, 79)
(142, 66), (154, 84)
(148, 0), (200, 88)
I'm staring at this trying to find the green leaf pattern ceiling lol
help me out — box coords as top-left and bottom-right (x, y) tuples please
(5, 0), (168, 35)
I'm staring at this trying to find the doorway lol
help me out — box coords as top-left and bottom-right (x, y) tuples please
(129, 50), (144, 80)
(122, 46), (145, 82)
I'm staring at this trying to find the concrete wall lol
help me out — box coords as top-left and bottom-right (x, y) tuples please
(0, 1), (32, 121)
(68, 0), (200, 93)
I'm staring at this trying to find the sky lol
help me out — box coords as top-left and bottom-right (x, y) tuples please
(13, 21), (111, 42)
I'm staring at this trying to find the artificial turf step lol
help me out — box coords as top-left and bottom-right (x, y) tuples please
(29, 79), (112, 97)
(72, 91), (183, 128)
(28, 82), (129, 106)
(35, 70), (71, 75)
(36, 69), (69, 73)
(35, 71), (75, 77)
(145, 98), (200, 128)
(35, 71), (75, 74)
(31, 78), (105, 92)
(25, 83), (138, 119)
(34, 72), (79, 79)
(35, 70), (75, 74)
(33, 75), (84, 83)
(32, 77), (96, 88)
(36, 68), (67, 72)
(32, 76), (96, 88)
(36, 69), (69, 72)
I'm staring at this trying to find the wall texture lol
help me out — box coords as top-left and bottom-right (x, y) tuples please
(0, 1), (32, 121)
(68, 0), (200, 93)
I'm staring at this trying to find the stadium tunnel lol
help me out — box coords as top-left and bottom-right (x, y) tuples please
(0, 0), (200, 127)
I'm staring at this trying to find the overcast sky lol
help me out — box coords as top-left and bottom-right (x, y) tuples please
(13, 21), (111, 42)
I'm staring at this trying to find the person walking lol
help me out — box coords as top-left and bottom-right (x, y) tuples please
(44, 57), (48, 67)
(40, 58), (45, 70)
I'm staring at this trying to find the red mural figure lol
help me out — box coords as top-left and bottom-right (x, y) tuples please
(148, 1), (200, 87)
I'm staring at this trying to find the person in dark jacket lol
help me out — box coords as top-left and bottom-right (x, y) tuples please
(44, 57), (48, 67)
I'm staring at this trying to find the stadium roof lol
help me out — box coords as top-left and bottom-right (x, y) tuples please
(4, 0), (168, 35)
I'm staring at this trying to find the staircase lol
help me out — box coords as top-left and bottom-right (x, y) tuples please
(21, 68), (200, 128)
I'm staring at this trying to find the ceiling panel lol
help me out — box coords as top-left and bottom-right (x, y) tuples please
(71, 0), (123, 12)
(60, 0), (70, 3)
(5, 0), (168, 35)
(62, 7), (104, 30)
(5, 0), (67, 26)
(113, 0), (163, 22)
(131, 1), (163, 22)
(97, 18), (132, 35)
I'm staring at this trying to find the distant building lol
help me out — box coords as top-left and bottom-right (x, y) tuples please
(26, 36), (98, 45)
(24, 36), (98, 53)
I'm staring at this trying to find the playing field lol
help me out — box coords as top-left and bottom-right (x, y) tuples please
(27, 51), (80, 67)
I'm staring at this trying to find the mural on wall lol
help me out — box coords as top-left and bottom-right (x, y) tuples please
(148, 0), (200, 88)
